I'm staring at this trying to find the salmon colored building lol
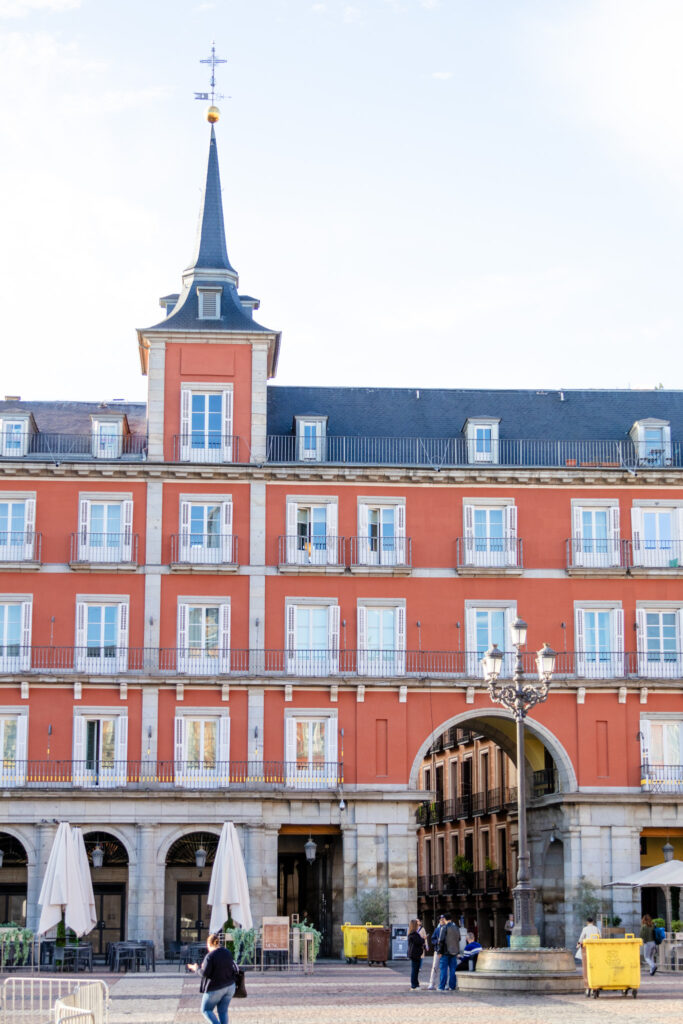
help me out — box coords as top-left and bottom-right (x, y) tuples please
(0, 118), (682, 957)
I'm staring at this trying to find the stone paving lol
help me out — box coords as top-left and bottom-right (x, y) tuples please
(97, 961), (683, 1024)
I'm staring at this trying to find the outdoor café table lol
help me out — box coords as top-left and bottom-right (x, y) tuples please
(109, 940), (155, 972)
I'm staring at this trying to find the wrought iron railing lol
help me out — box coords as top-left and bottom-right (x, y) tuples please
(70, 532), (138, 565)
(349, 536), (412, 568)
(566, 537), (629, 570)
(173, 434), (240, 463)
(0, 432), (146, 460)
(278, 535), (344, 567)
(532, 768), (559, 797)
(0, 532), (41, 562)
(629, 537), (683, 569)
(170, 534), (238, 566)
(456, 536), (523, 569)
(640, 762), (683, 793)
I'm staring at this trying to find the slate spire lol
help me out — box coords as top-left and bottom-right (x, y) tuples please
(184, 124), (238, 283)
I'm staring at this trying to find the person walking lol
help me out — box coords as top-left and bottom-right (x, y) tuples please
(188, 933), (238, 1024)
(576, 916), (600, 986)
(640, 913), (657, 975)
(427, 914), (446, 989)
(437, 911), (460, 991)
(407, 918), (426, 990)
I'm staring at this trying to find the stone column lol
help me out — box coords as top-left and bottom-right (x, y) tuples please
(341, 823), (358, 923)
(129, 824), (163, 954)
(250, 343), (269, 463)
(27, 822), (56, 933)
(244, 822), (279, 924)
(387, 822), (417, 925)
(146, 343), (166, 462)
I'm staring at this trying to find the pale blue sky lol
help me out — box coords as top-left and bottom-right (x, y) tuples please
(1, 0), (682, 402)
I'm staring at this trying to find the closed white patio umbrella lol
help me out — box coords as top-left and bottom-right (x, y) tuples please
(37, 822), (97, 937)
(208, 822), (253, 932)
(608, 843), (683, 929)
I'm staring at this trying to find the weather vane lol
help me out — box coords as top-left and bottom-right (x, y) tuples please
(195, 42), (227, 123)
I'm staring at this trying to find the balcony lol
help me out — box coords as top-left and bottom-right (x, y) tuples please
(486, 787), (504, 813)
(278, 535), (344, 573)
(265, 435), (683, 469)
(443, 727), (458, 749)
(170, 534), (238, 572)
(442, 869), (508, 896)
(417, 875), (428, 896)
(442, 798), (456, 822)
(456, 537), (523, 575)
(471, 791), (487, 817)
(173, 434), (240, 463)
(69, 532), (139, 570)
(532, 769), (559, 798)
(415, 801), (443, 826)
(629, 538), (683, 575)
(0, 432), (146, 461)
(455, 794), (472, 819)
(566, 537), (629, 575)
(349, 537), (412, 574)
(0, 532), (41, 569)
(0, 759), (343, 791)
(640, 763), (683, 794)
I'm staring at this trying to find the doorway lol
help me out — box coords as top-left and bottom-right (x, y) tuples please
(177, 882), (210, 944)
(88, 884), (125, 956)
(277, 833), (339, 957)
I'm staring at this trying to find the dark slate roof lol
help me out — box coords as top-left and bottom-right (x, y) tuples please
(266, 386), (683, 438)
(0, 400), (147, 436)
(142, 277), (274, 334)
(185, 125), (236, 277)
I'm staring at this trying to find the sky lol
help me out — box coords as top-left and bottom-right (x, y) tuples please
(1, 0), (683, 403)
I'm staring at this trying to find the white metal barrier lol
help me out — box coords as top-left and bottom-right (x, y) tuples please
(0, 977), (108, 1024)
(54, 983), (108, 1024)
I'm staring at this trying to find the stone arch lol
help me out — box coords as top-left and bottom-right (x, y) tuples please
(156, 824), (223, 868)
(408, 708), (577, 793)
(81, 826), (136, 867)
(0, 826), (36, 866)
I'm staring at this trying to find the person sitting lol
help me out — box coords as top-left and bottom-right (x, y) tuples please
(455, 932), (482, 971)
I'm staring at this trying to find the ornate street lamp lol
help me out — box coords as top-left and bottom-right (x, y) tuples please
(91, 844), (105, 869)
(195, 846), (207, 877)
(481, 620), (556, 947)
(304, 835), (317, 864)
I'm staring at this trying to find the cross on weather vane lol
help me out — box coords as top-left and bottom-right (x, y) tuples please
(194, 42), (226, 106)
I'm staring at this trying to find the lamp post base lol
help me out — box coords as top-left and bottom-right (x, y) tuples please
(510, 934), (541, 949)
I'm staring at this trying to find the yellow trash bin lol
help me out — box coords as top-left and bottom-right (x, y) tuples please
(341, 922), (374, 962)
(583, 934), (643, 998)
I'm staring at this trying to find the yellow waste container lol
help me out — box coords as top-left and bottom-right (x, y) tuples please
(583, 934), (643, 998)
(341, 922), (374, 962)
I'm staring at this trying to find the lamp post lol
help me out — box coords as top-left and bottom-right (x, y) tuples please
(481, 618), (556, 947)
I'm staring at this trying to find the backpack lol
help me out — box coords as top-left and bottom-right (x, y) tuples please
(439, 922), (459, 956)
(654, 926), (665, 945)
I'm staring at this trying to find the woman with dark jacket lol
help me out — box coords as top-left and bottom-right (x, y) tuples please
(407, 918), (426, 990)
(188, 932), (238, 1024)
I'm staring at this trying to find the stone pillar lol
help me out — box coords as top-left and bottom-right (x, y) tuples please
(247, 689), (265, 763)
(356, 824), (378, 896)
(250, 343), (269, 463)
(244, 823), (279, 925)
(27, 822), (56, 934)
(249, 481), (266, 674)
(129, 824), (163, 954)
(387, 823), (417, 925)
(141, 687), (159, 766)
(341, 823), (358, 923)
(146, 343), (166, 462)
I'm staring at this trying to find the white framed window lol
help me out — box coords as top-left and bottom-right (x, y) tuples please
(285, 500), (338, 565)
(357, 601), (406, 676)
(463, 503), (517, 567)
(198, 287), (221, 319)
(0, 600), (31, 671)
(632, 505), (683, 568)
(174, 711), (230, 789)
(0, 419), (29, 457)
(0, 498), (35, 561)
(630, 419), (672, 467)
(75, 600), (128, 674)
(575, 605), (624, 679)
(180, 386), (234, 462)
(78, 498), (133, 563)
(0, 712), (27, 786)
(285, 601), (340, 676)
(179, 500), (234, 564)
(285, 712), (338, 788)
(464, 418), (500, 464)
(357, 500), (406, 565)
(640, 717), (683, 792)
(465, 603), (515, 677)
(636, 606), (682, 678)
(91, 418), (123, 459)
(571, 502), (621, 568)
(295, 417), (327, 462)
(177, 600), (230, 674)
(73, 711), (127, 788)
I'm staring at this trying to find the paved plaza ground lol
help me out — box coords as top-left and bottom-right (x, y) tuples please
(91, 961), (683, 1024)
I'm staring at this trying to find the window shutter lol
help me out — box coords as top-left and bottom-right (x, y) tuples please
(631, 506), (642, 565)
(358, 503), (369, 564)
(24, 498), (36, 560)
(328, 605), (340, 674)
(396, 605), (406, 675)
(20, 600), (32, 671)
(117, 603), (129, 672)
(505, 505), (518, 566)
(79, 498), (90, 560)
(463, 504), (474, 565)
(639, 718), (651, 765)
(396, 503), (406, 563)
(177, 603), (187, 673)
(218, 716), (231, 783)
(219, 603), (231, 674)
(636, 607), (647, 677)
(72, 715), (85, 783)
(75, 602), (86, 671)
(286, 603), (296, 675)
(677, 609), (683, 678)
(121, 500), (133, 562)
(357, 605), (368, 675)
(285, 716), (297, 763)
(465, 608), (476, 676)
(613, 608), (624, 678)
(663, 424), (672, 464)
(115, 716), (128, 785)
(572, 505), (583, 566)
(575, 608), (585, 677)
(222, 499), (233, 562)
(286, 502), (298, 563)
(222, 389), (233, 462)
(14, 715), (27, 785)
(326, 718), (338, 780)
(180, 390), (191, 459)
(677, 509), (683, 565)
(179, 501), (190, 561)
(326, 502), (338, 564)
(174, 716), (186, 787)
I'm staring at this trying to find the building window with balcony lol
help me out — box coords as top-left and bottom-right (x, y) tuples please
(73, 711), (127, 788)
(0, 498), (35, 562)
(640, 716), (683, 793)
(179, 386), (234, 463)
(357, 600), (406, 676)
(355, 500), (407, 566)
(77, 498), (133, 563)
(0, 599), (31, 672)
(0, 712), (27, 786)
(575, 604), (624, 679)
(0, 418), (30, 457)
(629, 419), (672, 467)
(461, 502), (518, 568)
(465, 602), (515, 677)
(285, 712), (338, 788)
(636, 606), (682, 678)
(294, 416), (327, 462)
(91, 418), (123, 459)
(631, 504), (683, 568)
(286, 600), (339, 676)
(75, 600), (128, 674)
(177, 600), (230, 674)
(284, 499), (338, 566)
(178, 499), (234, 564)
(464, 417), (500, 464)
(174, 711), (230, 788)
(570, 501), (621, 568)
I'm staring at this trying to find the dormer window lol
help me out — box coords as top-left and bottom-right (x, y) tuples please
(464, 418), (500, 464)
(0, 419), (28, 457)
(92, 417), (123, 459)
(295, 416), (327, 462)
(198, 287), (221, 320)
(630, 419), (672, 467)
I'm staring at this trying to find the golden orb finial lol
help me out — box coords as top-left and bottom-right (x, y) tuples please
(206, 105), (220, 124)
